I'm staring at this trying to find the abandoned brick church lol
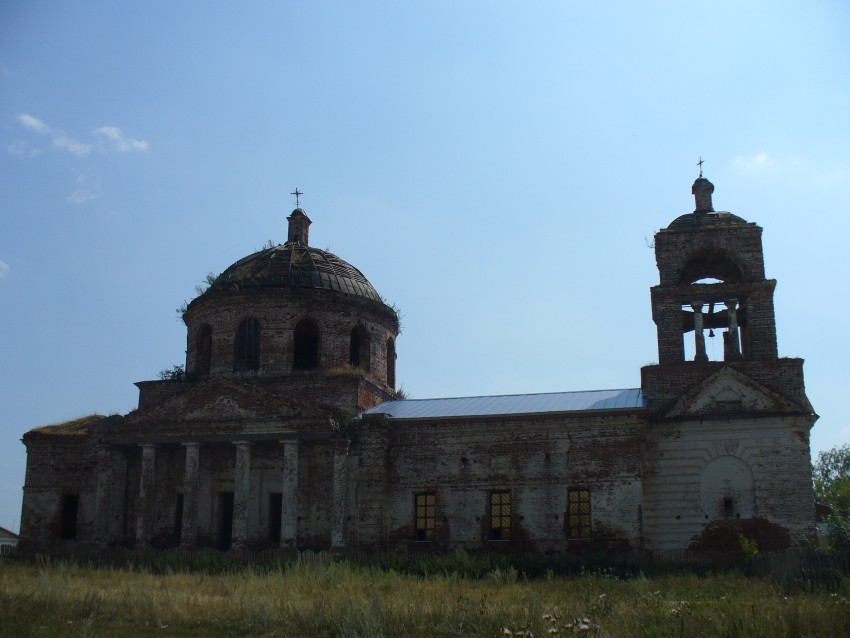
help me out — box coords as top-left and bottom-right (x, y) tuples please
(20, 176), (818, 554)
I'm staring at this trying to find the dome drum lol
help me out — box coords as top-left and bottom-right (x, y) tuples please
(183, 287), (398, 387)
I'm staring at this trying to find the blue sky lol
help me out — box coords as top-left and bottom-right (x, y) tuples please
(1, 1), (848, 533)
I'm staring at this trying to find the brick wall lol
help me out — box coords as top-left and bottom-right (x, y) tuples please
(654, 222), (766, 286)
(641, 358), (809, 417)
(349, 412), (645, 553)
(20, 439), (99, 547)
(642, 414), (816, 551)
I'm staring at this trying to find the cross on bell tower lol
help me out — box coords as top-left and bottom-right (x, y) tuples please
(291, 188), (303, 208)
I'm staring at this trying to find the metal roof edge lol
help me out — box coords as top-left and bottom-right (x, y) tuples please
(376, 406), (649, 424)
(368, 387), (643, 405)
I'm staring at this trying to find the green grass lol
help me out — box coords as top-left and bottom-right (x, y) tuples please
(1, 558), (848, 637)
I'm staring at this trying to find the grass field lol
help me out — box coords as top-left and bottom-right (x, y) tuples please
(1, 558), (848, 637)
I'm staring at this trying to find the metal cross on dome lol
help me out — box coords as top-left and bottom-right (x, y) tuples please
(697, 157), (704, 177)
(291, 188), (303, 207)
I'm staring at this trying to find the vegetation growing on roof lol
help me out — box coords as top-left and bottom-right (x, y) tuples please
(391, 385), (409, 400)
(158, 365), (187, 381)
(29, 415), (107, 436)
(176, 272), (220, 320)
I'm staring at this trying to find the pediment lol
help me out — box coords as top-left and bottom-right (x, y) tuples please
(664, 367), (803, 418)
(124, 379), (337, 429)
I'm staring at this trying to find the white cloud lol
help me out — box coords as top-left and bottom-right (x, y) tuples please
(14, 114), (148, 158)
(731, 152), (773, 171)
(94, 126), (148, 152)
(18, 113), (50, 134)
(729, 153), (845, 184)
(52, 134), (91, 157)
(7, 141), (41, 157)
(0, 260), (8, 278)
(16, 113), (91, 157)
(822, 168), (847, 184)
(67, 170), (102, 204)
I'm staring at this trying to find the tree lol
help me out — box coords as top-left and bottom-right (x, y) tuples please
(813, 444), (850, 514)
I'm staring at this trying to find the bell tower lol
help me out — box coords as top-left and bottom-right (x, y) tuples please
(640, 173), (817, 551)
(651, 175), (778, 367)
(641, 175), (809, 416)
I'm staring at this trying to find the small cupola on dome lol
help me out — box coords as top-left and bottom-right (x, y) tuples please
(692, 176), (715, 213)
(287, 208), (312, 245)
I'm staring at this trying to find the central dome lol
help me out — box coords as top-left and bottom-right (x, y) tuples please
(212, 243), (383, 303)
(181, 204), (399, 389)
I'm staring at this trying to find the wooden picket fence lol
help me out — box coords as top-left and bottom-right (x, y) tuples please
(640, 547), (850, 589)
(9, 545), (334, 571)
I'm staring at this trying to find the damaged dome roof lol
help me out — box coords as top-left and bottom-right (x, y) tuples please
(211, 243), (383, 303)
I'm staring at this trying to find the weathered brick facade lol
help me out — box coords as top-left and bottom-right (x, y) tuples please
(20, 180), (818, 555)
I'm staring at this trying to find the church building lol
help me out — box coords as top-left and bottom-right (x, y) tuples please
(19, 176), (817, 554)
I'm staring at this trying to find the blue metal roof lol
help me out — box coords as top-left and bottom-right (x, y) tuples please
(360, 388), (646, 420)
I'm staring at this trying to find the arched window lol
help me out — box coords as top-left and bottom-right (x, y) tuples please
(233, 318), (260, 371)
(349, 326), (371, 371)
(293, 319), (319, 370)
(195, 324), (212, 377)
(386, 337), (396, 389)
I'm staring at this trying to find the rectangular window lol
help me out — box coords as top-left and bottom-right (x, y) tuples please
(414, 493), (436, 541)
(490, 491), (511, 540)
(60, 494), (79, 540)
(567, 488), (591, 539)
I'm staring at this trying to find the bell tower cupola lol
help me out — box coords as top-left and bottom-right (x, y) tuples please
(692, 176), (715, 213)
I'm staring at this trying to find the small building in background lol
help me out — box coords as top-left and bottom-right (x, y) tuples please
(0, 526), (19, 556)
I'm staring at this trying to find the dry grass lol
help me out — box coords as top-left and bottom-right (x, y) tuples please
(28, 414), (106, 436)
(1, 559), (848, 637)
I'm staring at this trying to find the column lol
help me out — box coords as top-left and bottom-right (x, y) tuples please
(331, 439), (350, 549)
(691, 302), (708, 362)
(135, 443), (157, 546)
(232, 441), (251, 549)
(181, 442), (200, 547)
(726, 298), (741, 359)
(93, 446), (113, 545)
(280, 440), (299, 548)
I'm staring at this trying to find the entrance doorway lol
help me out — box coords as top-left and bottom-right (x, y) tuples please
(268, 492), (282, 544)
(218, 491), (234, 550)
